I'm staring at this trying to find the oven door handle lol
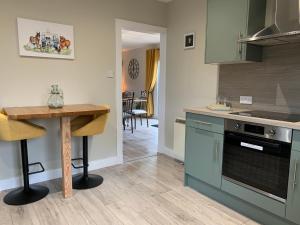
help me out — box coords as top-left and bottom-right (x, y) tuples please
(241, 142), (263, 151)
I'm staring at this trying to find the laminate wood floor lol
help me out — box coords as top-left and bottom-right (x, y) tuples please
(123, 118), (158, 162)
(0, 155), (260, 225)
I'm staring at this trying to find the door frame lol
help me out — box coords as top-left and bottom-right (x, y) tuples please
(115, 19), (167, 163)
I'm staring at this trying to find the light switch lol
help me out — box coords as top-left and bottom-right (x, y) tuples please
(106, 70), (114, 78)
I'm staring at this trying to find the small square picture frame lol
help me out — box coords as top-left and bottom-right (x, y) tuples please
(184, 32), (195, 50)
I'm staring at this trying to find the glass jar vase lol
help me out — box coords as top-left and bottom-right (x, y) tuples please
(48, 85), (64, 109)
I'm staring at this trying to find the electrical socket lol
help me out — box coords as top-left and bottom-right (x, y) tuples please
(240, 96), (253, 105)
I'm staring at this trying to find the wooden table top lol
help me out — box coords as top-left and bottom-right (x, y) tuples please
(4, 104), (110, 120)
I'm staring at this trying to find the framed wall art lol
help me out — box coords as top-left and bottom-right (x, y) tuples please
(184, 32), (195, 50)
(17, 18), (75, 59)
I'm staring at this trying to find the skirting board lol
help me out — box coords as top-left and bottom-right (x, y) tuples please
(159, 146), (184, 162)
(0, 156), (122, 192)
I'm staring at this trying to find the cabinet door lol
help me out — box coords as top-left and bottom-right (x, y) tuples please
(185, 126), (223, 188)
(286, 151), (300, 224)
(205, 0), (248, 63)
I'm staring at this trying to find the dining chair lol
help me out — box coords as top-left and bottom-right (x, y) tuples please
(71, 106), (110, 189)
(122, 92), (135, 133)
(0, 110), (49, 205)
(122, 91), (133, 98)
(141, 90), (147, 99)
(140, 90), (148, 110)
(132, 91), (149, 128)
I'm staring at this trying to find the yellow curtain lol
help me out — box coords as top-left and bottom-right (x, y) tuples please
(145, 49), (160, 117)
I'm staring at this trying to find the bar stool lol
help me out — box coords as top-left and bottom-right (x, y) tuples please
(0, 111), (49, 205)
(71, 107), (109, 189)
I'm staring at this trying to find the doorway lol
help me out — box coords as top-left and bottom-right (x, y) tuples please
(115, 19), (167, 164)
(122, 30), (160, 161)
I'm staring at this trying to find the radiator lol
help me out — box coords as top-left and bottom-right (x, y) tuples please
(173, 118), (186, 161)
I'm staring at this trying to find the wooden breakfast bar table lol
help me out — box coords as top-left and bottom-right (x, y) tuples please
(3, 104), (110, 198)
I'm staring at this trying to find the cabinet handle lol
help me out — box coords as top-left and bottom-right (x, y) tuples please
(189, 119), (212, 126)
(215, 140), (219, 162)
(237, 32), (243, 54)
(293, 160), (298, 190)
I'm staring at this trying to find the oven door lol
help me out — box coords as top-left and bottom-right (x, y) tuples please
(222, 131), (291, 202)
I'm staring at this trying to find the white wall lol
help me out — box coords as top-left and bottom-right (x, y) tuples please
(164, 0), (219, 149)
(0, 0), (167, 183)
(122, 47), (147, 96)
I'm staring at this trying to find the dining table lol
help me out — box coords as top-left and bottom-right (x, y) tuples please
(122, 97), (147, 103)
(3, 104), (110, 198)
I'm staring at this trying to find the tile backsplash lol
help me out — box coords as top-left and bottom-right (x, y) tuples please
(218, 43), (300, 113)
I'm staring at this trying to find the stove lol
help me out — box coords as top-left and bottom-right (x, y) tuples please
(224, 111), (296, 202)
(223, 118), (292, 202)
(230, 110), (300, 123)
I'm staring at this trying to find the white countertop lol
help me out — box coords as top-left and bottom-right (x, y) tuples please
(184, 107), (300, 130)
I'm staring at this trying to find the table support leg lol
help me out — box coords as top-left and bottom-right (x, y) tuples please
(60, 117), (72, 198)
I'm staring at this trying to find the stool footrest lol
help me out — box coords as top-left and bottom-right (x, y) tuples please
(28, 162), (45, 175)
(72, 158), (89, 169)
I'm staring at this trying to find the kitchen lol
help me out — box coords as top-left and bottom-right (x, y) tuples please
(184, 0), (300, 225)
(1, 0), (300, 224)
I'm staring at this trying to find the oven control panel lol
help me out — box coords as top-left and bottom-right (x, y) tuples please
(234, 123), (241, 130)
(225, 119), (292, 143)
(268, 129), (276, 136)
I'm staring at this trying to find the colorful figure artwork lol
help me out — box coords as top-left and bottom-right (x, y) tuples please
(18, 18), (74, 59)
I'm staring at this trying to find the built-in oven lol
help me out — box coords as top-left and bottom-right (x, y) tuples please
(223, 119), (292, 203)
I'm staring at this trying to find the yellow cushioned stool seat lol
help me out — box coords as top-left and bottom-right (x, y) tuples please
(70, 105), (110, 190)
(71, 112), (108, 137)
(0, 110), (49, 205)
(0, 111), (45, 142)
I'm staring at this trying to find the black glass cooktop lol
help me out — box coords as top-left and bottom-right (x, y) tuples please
(230, 110), (300, 122)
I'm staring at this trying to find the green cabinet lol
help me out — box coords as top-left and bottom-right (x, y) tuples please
(221, 178), (286, 217)
(205, 0), (266, 64)
(185, 113), (224, 134)
(185, 125), (223, 188)
(292, 130), (300, 151)
(286, 150), (300, 224)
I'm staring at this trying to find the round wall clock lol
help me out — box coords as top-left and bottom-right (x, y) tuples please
(128, 58), (139, 80)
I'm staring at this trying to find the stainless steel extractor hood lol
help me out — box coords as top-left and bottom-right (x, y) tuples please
(239, 0), (300, 46)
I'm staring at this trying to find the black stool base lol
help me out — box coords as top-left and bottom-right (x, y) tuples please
(72, 174), (103, 190)
(4, 185), (49, 206)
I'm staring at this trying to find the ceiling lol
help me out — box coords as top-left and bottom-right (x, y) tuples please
(122, 30), (160, 51)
